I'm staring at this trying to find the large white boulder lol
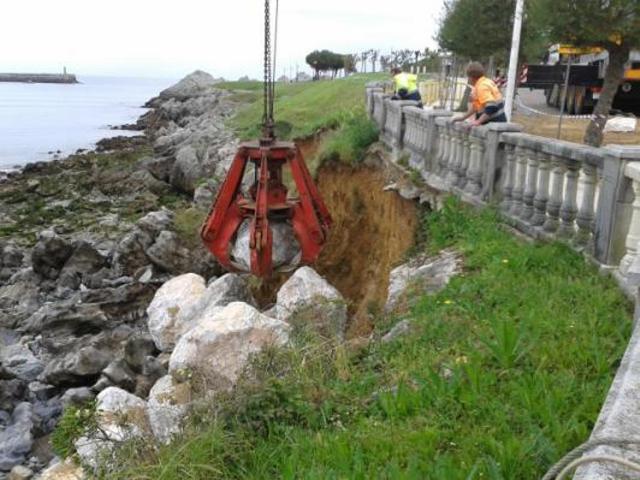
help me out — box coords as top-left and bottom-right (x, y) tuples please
(273, 267), (347, 338)
(385, 249), (462, 312)
(146, 273), (207, 351)
(74, 387), (149, 469)
(169, 302), (290, 393)
(38, 459), (85, 480)
(146, 375), (191, 444)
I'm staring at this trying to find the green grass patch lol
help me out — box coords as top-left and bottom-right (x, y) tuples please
(220, 74), (385, 141)
(104, 198), (631, 479)
(51, 401), (97, 459)
(317, 109), (379, 166)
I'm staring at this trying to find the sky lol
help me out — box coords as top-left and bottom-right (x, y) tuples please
(1, 0), (444, 80)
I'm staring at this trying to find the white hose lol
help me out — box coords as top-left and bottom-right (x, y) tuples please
(556, 454), (640, 480)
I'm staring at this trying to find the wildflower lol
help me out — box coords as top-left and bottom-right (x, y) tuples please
(455, 355), (468, 365)
(444, 299), (453, 305)
(502, 259), (509, 264)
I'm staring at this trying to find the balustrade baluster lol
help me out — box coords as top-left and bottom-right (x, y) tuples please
(510, 146), (527, 216)
(500, 144), (516, 212)
(619, 180), (640, 275)
(447, 126), (460, 186)
(465, 137), (482, 195)
(457, 129), (471, 188)
(439, 125), (450, 178)
(558, 163), (579, 238)
(543, 155), (565, 234)
(521, 148), (539, 222)
(531, 152), (550, 226)
(575, 164), (598, 247)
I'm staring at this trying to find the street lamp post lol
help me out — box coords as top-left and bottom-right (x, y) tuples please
(505, 0), (525, 121)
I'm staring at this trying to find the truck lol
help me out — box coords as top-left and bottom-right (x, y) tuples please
(521, 44), (640, 114)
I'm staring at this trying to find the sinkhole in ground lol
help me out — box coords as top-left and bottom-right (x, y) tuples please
(252, 154), (419, 337)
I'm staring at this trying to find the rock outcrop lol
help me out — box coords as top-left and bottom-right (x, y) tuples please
(169, 302), (290, 393)
(0, 70), (241, 475)
(272, 267), (348, 339)
(385, 249), (462, 312)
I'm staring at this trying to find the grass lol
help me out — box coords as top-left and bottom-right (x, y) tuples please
(218, 74), (385, 141)
(103, 198), (631, 480)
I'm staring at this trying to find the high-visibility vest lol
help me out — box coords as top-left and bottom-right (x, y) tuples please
(472, 76), (503, 113)
(394, 73), (418, 93)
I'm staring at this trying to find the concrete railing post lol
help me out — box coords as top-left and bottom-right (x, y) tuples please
(366, 86), (384, 120)
(482, 122), (522, 201)
(593, 146), (640, 267)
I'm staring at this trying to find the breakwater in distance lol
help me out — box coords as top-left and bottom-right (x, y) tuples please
(0, 73), (78, 84)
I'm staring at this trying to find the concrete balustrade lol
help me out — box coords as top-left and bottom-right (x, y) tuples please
(364, 86), (640, 480)
(364, 85), (640, 285)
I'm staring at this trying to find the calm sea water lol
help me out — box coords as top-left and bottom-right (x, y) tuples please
(0, 75), (176, 170)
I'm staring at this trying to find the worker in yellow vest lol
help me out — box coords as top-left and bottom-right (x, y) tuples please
(391, 67), (421, 102)
(453, 62), (507, 126)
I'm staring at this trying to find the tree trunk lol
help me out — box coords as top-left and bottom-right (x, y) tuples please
(583, 43), (630, 147)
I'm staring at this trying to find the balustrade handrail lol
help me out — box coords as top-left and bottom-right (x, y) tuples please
(501, 132), (605, 168)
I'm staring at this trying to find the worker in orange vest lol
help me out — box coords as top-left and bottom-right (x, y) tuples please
(453, 62), (507, 126)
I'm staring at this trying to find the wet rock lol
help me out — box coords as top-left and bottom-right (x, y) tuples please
(230, 220), (301, 273)
(139, 156), (174, 182)
(27, 382), (57, 402)
(60, 388), (95, 408)
(382, 320), (414, 344)
(169, 302), (290, 393)
(23, 302), (107, 336)
(273, 267), (347, 339)
(170, 145), (200, 194)
(74, 387), (149, 469)
(32, 398), (63, 434)
(146, 375), (191, 444)
(0, 344), (44, 382)
(31, 231), (73, 280)
(0, 380), (26, 412)
(145, 231), (196, 274)
(59, 242), (108, 283)
(1, 243), (24, 269)
(43, 346), (110, 387)
(111, 210), (174, 276)
(101, 359), (136, 392)
(193, 181), (217, 210)
(385, 250), (462, 312)
(0, 403), (34, 471)
(123, 335), (157, 373)
(146, 273), (207, 352)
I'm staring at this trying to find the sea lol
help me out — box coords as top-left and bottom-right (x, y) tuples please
(0, 75), (176, 171)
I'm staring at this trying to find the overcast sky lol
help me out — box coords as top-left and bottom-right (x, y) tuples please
(2, 0), (444, 80)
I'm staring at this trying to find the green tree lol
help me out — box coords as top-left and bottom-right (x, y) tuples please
(532, 0), (640, 146)
(438, 0), (518, 62)
(305, 50), (345, 79)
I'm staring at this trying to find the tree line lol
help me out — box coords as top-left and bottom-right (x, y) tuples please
(439, 0), (640, 146)
(305, 48), (440, 79)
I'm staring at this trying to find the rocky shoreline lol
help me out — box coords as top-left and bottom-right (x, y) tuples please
(0, 70), (240, 478)
(0, 70), (462, 479)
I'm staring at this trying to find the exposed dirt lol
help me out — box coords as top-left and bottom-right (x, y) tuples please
(248, 140), (420, 337)
(314, 161), (418, 337)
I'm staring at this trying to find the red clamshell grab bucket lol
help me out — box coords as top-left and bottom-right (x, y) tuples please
(200, 140), (332, 278)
